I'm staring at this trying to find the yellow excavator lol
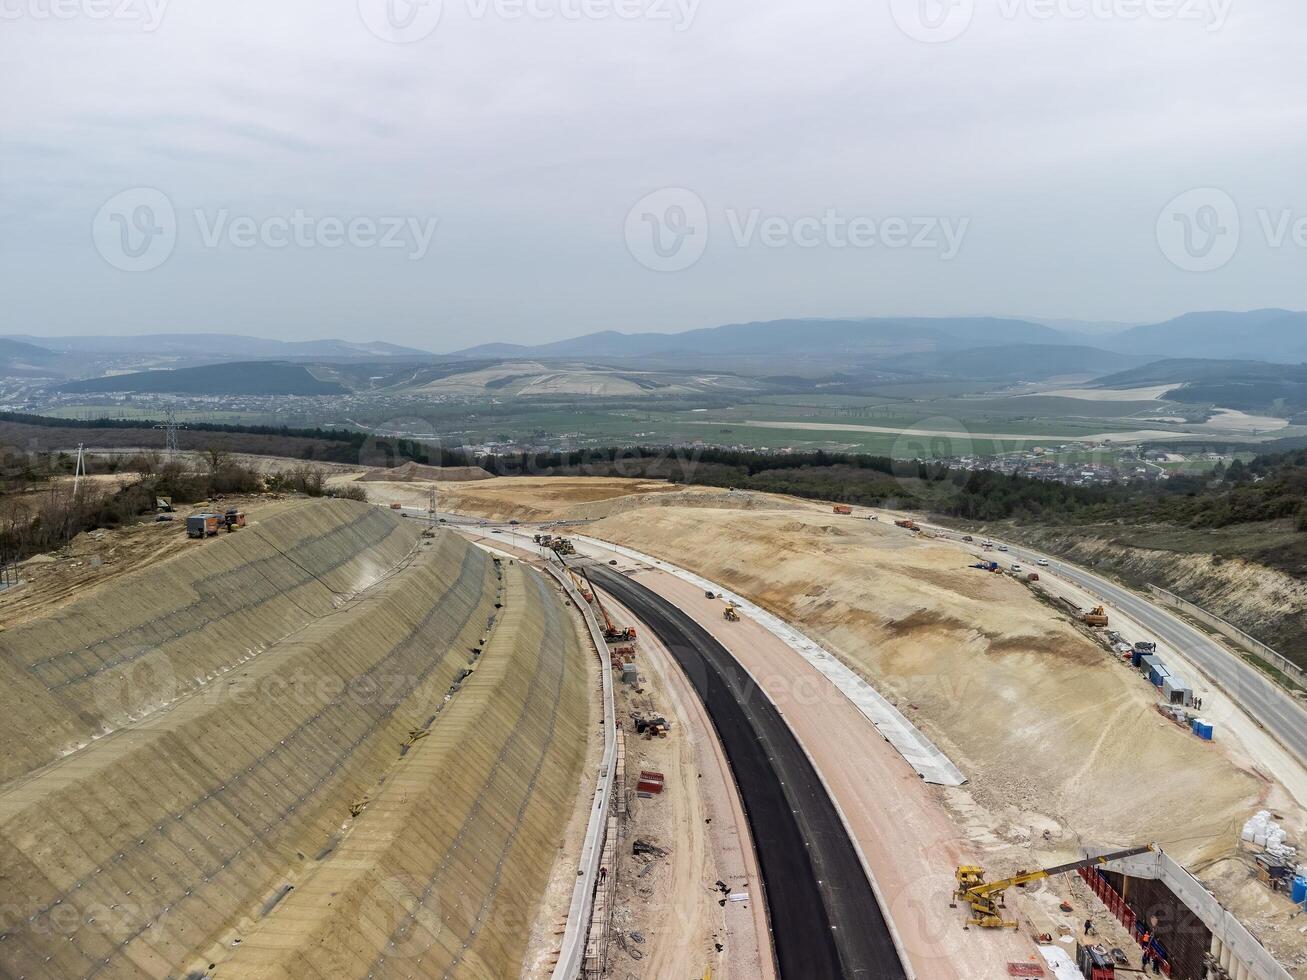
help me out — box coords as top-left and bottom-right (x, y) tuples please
(955, 844), (1153, 929)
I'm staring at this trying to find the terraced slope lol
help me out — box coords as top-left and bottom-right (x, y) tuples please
(0, 500), (589, 980)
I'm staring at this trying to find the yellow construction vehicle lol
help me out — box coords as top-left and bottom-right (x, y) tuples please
(955, 844), (1153, 929)
(723, 602), (740, 622)
(1080, 605), (1110, 628)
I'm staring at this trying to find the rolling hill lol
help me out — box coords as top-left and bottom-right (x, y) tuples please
(60, 361), (348, 396)
(1096, 359), (1307, 417)
(456, 316), (1067, 359)
(1106, 310), (1307, 362)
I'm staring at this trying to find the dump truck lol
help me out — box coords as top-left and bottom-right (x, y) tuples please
(1080, 605), (1110, 628)
(833, 504), (852, 515)
(895, 519), (920, 531)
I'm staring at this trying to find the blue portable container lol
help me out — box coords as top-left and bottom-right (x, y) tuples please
(1196, 720), (1214, 741)
(1292, 876), (1307, 906)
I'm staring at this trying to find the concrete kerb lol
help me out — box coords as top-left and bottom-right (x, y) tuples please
(569, 534), (967, 787)
(539, 552), (617, 980)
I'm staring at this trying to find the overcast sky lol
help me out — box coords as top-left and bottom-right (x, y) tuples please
(2, 0), (1304, 352)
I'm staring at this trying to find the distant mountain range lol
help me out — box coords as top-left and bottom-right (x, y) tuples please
(455, 309), (1307, 365)
(457, 316), (1066, 360)
(1106, 310), (1307, 362)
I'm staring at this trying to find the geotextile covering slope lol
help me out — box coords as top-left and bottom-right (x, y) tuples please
(0, 500), (588, 979)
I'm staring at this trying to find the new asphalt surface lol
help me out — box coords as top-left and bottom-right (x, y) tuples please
(588, 564), (907, 980)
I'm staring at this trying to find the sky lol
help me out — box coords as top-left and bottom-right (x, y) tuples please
(2, 0), (1305, 353)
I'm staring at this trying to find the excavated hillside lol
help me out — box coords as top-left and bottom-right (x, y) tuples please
(0, 499), (589, 980)
(584, 505), (1263, 867)
(997, 523), (1307, 669)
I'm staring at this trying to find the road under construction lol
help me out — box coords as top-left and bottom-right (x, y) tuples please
(585, 560), (908, 979)
(417, 475), (1306, 980)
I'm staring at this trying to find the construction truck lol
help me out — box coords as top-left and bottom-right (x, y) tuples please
(895, 519), (920, 531)
(955, 845), (1153, 929)
(723, 602), (740, 622)
(1080, 605), (1110, 628)
(833, 504), (852, 515)
(186, 513), (221, 539)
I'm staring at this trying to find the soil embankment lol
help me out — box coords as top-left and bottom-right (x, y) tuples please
(0, 499), (589, 979)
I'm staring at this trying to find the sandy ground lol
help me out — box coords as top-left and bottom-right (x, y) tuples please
(437, 478), (1307, 974)
(457, 525), (774, 980)
(0, 492), (277, 629)
(340, 474), (784, 525)
(1204, 408), (1292, 433)
(1035, 384), (1182, 402)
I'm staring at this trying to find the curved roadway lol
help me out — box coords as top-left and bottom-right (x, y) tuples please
(989, 538), (1307, 765)
(588, 564), (907, 980)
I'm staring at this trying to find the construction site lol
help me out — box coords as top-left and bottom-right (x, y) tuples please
(354, 471), (1307, 980)
(1, 467), (1304, 979)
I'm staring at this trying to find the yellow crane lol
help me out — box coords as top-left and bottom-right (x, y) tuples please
(955, 844), (1154, 929)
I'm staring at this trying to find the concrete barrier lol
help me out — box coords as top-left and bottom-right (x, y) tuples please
(1147, 585), (1307, 692)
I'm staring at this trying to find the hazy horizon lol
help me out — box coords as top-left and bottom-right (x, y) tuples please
(4, 1), (1305, 350)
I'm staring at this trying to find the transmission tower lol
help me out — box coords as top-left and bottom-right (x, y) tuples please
(154, 409), (182, 457)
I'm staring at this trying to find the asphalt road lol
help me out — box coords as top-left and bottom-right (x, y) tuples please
(991, 538), (1307, 765)
(588, 565), (907, 980)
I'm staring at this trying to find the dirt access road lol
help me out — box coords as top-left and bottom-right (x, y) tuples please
(455, 526), (773, 980)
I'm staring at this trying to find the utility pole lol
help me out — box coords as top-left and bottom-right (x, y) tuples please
(73, 443), (85, 497)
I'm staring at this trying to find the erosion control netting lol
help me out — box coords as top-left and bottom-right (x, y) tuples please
(0, 500), (588, 980)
